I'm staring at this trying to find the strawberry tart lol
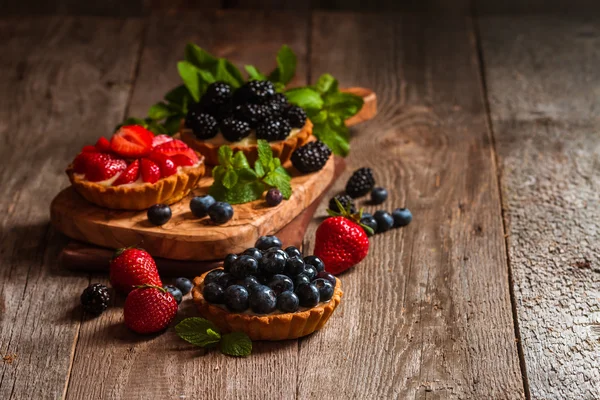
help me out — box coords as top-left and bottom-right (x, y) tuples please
(67, 125), (205, 210)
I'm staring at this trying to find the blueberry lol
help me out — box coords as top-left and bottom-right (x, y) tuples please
(215, 272), (234, 288)
(255, 235), (282, 251)
(294, 274), (311, 288)
(204, 269), (226, 286)
(316, 271), (336, 286)
(284, 256), (305, 277)
(241, 275), (260, 290)
(303, 255), (325, 273)
(147, 204), (172, 226)
(203, 282), (225, 304)
(277, 291), (299, 313)
(249, 285), (277, 314)
(284, 246), (302, 258)
(224, 284), (249, 312)
(190, 195), (215, 218)
(373, 210), (394, 233)
(268, 274), (294, 295)
(208, 201), (234, 224)
(392, 208), (413, 227)
(295, 283), (320, 307)
(241, 247), (262, 261)
(266, 188), (283, 206)
(174, 277), (193, 295)
(370, 187), (388, 204)
(263, 246), (289, 260)
(259, 249), (287, 275)
(165, 285), (182, 304)
(223, 254), (237, 272)
(362, 212), (373, 219)
(230, 255), (259, 279)
(360, 216), (378, 236)
(304, 265), (317, 281)
(313, 278), (334, 302)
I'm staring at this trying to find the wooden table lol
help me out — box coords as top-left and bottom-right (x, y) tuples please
(1, 9), (598, 400)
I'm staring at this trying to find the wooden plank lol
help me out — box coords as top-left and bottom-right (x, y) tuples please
(0, 16), (143, 399)
(299, 12), (525, 399)
(65, 10), (309, 400)
(479, 15), (600, 399)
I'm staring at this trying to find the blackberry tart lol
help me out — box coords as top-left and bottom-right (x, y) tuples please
(191, 236), (343, 341)
(180, 81), (313, 166)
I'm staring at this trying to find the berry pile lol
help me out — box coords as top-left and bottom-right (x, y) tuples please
(202, 236), (336, 314)
(185, 81), (307, 143)
(189, 195), (234, 225)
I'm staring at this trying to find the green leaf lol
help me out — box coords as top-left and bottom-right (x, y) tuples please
(146, 120), (169, 135)
(285, 87), (323, 111)
(237, 167), (258, 182)
(232, 151), (251, 169)
(148, 102), (174, 120)
(164, 85), (193, 107)
(177, 61), (202, 102)
(314, 73), (338, 95)
(217, 146), (234, 168)
(257, 139), (273, 167)
(175, 318), (221, 348)
(323, 91), (364, 119)
(163, 115), (183, 135)
(313, 120), (350, 157)
(209, 181), (265, 204)
(222, 59), (245, 87)
(254, 160), (266, 178)
(184, 43), (218, 69)
(245, 65), (267, 81)
(263, 168), (292, 199)
(268, 45), (296, 85)
(220, 332), (252, 357)
(222, 170), (239, 189)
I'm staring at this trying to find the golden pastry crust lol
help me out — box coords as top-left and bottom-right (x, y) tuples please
(192, 268), (343, 341)
(66, 156), (205, 210)
(180, 119), (313, 166)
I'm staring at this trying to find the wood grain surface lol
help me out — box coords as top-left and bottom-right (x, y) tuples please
(0, 16), (143, 400)
(480, 14), (600, 399)
(300, 12), (525, 399)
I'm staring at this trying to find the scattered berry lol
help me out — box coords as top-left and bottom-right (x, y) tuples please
(249, 285), (277, 314)
(346, 167), (375, 198)
(370, 187), (388, 204)
(208, 201), (234, 224)
(256, 116), (291, 142)
(109, 248), (162, 294)
(329, 194), (356, 214)
(174, 277), (193, 295)
(230, 255), (259, 279)
(190, 195), (216, 218)
(255, 235), (282, 251)
(165, 285), (183, 304)
(316, 271), (336, 286)
(360, 216), (378, 236)
(277, 291), (299, 313)
(291, 140), (332, 174)
(295, 283), (320, 308)
(268, 274), (294, 295)
(80, 283), (110, 315)
(303, 255), (325, 273)
(284, 246), (302, 259)
(392, 208), (413, 227)
(185, 109), (219, 139)
(373, 210), (394, 233)
(124, 285), (178, 334)
(313, 278), (334, 302)
(285, 105), (307, 128)
(203, 282), (225, 304)
(220, 118), (251, 142)
(224, 285), (249, 312)
(266, 188), (283, 206)
(147, 204), (172, 226)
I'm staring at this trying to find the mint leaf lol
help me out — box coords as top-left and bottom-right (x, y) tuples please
(210, 181), (265, 204)
(217, 146), (234, 168)
(184, 43), (218, 69)
(175, 318), (221, 348)
(257, 139), (273, 167)
(323, 91), (364, 119)
(222, 170), (238, 189)
(245, 65), (267, 81)
(268, 45), (296, 85)
(285, 87), (323, 111)
(314, 73), (338, 95)
(215, 59), (244, 88)
(313, 120), (351, 157)
(148, 102), (175, 120)
(220, 332), (252, 357)
(238, 167), (258, 182)
(263, 168), (292, 199)
(254, 160), (266, 178)
(232, 150), (251, 169)
(177, 61), (203, 102)
(163, 115), (182, 135)
(222, 59), (245, 88)
(164, 85), (193, 108)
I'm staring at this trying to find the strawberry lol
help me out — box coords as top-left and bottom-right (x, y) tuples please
(72, 151), (95, 173)
(148, 152), (178, 177)
(313, 199), (371, 275)
(110, 125), (154, 158)
(124, 285), (178, 334)
(95, 137), (112, 152)
(81, 145), (98, 153)
(170, 154), (195, 166)
(140, 158), (161, 183)
(113, 160), (140, 186)
(109, 247), (162, 294)
(152, 134), (173, 148)
(83, 153), (127, 182)
(153, 139), (199, 164)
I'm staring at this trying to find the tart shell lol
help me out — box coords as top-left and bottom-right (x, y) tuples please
(180, 119), (313, 166)
(192, 268), (343, 341)
(66, 156), (205, 210)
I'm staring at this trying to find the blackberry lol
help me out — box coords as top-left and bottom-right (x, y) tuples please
(220, 118), (251, 142)
(291, 140), (332, 173)
(328, 194), (356, 214)
(199, 82), (233, 115)
(80, 283), (110, 315)
(185, 109), (219, 139)
(233, 80), (276, 105)
(285, 105), (307, 128)
(266, 93), (289, 115)
(345, 167), (375, 198)
(236, 103), (272, 128)
(256, 116), (291, 142)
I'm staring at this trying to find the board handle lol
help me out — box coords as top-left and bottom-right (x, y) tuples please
(341, 87), (377, 127)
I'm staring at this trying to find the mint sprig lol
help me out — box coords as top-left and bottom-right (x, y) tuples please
(175, 317), (252, 357)
(209, 140), (292, 204)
